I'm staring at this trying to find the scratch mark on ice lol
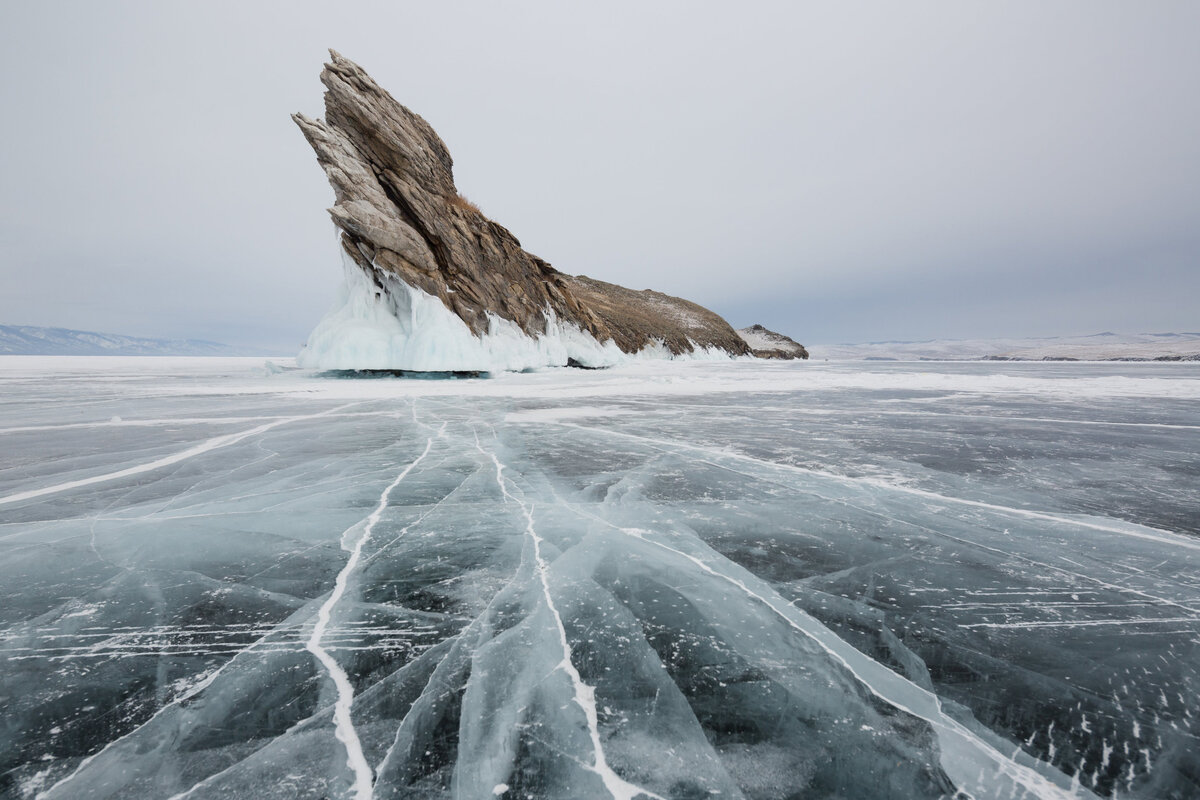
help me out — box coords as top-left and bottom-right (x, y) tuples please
(961, 617), (1199, 630)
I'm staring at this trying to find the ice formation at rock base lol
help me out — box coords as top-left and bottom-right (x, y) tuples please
(298, 255), (739, 373)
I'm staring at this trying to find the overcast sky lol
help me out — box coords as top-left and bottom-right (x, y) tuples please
(1, 2), (1197, 351)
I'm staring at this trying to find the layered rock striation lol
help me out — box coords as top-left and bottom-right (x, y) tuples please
(293, 51), (755, 371)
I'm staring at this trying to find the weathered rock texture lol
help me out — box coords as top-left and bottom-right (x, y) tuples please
(294, 51), (751, 358)
(737, 324), (809, 360)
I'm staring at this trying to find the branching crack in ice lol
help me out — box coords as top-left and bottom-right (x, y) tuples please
(478, 437), (663, 800)
(163, 698), (324, 800)
(885, 505), (1200, 616)
(557, 498), (1089, 800)
(0, 402), (365, 507)
(547, 420), (1200, 553)
(306, 435), (434, 800)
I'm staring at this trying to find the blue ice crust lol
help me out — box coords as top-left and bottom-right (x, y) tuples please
(3, 359), (1198, 799)
(297, 257), (736, 373)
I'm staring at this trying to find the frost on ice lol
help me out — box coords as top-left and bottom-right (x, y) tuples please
(0, 357), (1198, 799)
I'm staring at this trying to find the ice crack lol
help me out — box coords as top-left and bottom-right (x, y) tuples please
(306, 435), (434, 800)
(0, 402), (365, 507)
(548, 420), (1200, 552)
(479, 439), (662, 800)
(565, 501), (1091, 800)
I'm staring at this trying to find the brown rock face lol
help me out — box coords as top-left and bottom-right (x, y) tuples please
(736, 324), (809, 360)
(293, 51), (750, 359)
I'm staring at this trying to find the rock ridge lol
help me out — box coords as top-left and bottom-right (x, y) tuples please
(293, 51), (753, 363)
(737, 324), (809, 359)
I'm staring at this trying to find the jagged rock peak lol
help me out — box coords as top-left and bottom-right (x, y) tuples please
(737, 324), (809, 360)
(293, 51), (752, 367)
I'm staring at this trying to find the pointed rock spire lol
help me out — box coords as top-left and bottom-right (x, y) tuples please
(294, 52), (760, 358)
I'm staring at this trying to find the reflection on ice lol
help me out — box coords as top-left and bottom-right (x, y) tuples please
(318, 370), (487, 380)
(0, 357), (1197, 799)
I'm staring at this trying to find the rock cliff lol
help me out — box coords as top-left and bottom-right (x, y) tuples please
(737, 324), (809, 359)
(293, 51), (752, 370)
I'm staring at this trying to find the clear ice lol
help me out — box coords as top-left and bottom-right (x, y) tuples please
(0, 357), (1197, 800)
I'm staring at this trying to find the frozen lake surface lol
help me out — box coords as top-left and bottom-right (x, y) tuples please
(1, 357), (1197, 800)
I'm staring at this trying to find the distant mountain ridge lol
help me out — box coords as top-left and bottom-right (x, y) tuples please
(0, 325), (260, 356)
(810, 332), (1200, 361)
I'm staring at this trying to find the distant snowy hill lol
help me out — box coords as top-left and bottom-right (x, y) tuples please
(0, 325), (264, 356)
(809, 332), (1200, 361)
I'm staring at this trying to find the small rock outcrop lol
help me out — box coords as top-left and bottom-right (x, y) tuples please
(293, 51), (751, 366)
(736, 324), (809, 359)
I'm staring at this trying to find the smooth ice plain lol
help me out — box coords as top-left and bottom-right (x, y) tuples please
(1, 357), (1197, 800)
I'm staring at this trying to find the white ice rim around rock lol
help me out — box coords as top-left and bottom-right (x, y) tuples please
(297, 254), (740, 373)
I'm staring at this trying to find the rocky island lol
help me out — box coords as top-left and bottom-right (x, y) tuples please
(737, 324), (810, 360)
(293, 51), (804, 372)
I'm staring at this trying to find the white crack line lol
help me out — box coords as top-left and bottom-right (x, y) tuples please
(0, 402), (365, 507)
(563, 494), (1090, 800)
(545, 420), (1200, 553)
(0, 409), (412, 436)
(479, 439), (662, 800)
(306, 435), (434, 800)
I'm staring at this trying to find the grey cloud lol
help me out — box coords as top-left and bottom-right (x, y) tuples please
(1, 1), (1197, 350)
